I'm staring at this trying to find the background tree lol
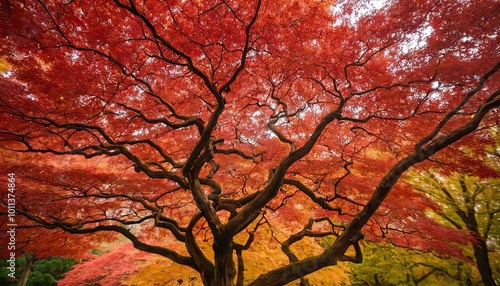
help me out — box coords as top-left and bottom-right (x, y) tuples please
(349, 241), (479, 286)
(1, 0), (499, 285)
(409, 127), (500, 285)
(0, 255), (77, 286)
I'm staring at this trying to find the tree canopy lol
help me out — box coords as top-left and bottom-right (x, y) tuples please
(0, 0), (499, 285)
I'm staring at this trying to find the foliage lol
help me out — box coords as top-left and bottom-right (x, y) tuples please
(0, 255), (77, 286)
(0, 0), (499, 285)
(62, 223), (351, 285)
(410, 171), (499, 246)
(408, 126), (500, 285)
(58, 243), (150, 286)
(349, 242), (480, 286)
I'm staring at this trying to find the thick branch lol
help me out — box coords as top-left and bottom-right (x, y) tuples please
(416, 61), (500, 150)
(283, 178), (341, 213)
(249, 83), (499, 286)
(226, 109), (343, 236)
(14, 208), (197, 269)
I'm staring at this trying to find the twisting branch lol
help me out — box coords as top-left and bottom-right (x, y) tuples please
(13, 207), (198, 269)
(415, 61), (500, 150)
(185, 212), (215, 283)
(234, 232), (255, 286)
(226, 102), (345, 236)
(267, 116), (296, 152)
(282, 178), (341, 213)
(249, 66), (500, 286)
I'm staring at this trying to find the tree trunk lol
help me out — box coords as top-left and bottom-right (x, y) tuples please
(213, 239), (236, 286)
(457, 179), (497, 286)
(200, 270), (215, 286)
(473, 238), (497, 286)
(18, 254), (35, 286)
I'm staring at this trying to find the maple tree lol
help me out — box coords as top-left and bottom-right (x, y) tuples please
(349, 241), (478, 285)
(0, 0), (499, 285)
(411, 172), (500, 286)
(409, 127), (500, 286)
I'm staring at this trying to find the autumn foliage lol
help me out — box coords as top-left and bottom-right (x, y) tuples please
(0, 0), (499, 285)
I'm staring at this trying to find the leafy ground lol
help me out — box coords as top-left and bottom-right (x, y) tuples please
(59, 238), (351, 286)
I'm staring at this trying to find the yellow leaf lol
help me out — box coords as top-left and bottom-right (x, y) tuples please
(0, 58), (11, 73)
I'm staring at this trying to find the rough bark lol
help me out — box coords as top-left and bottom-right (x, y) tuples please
(472, 236), (497, 286)
(458, 178), (498, 286)
(213, 238), (236, 286)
